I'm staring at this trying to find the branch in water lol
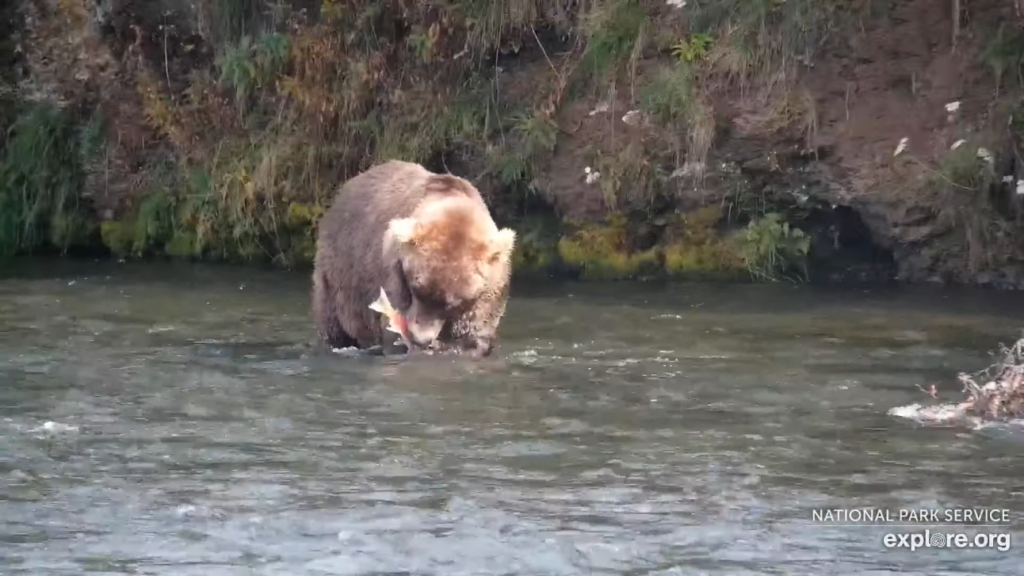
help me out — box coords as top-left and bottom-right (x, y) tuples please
(955, 337), (1024, 420)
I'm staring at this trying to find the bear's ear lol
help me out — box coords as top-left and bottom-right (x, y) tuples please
(488, 227), (516, 264)
(386, 217), (420, 246)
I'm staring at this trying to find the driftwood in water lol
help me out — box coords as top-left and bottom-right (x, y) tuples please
(956, 338), (1024, 420)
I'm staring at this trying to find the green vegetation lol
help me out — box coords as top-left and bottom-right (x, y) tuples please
(688, 0), (838, 82)
(552, 207), (811, 283)
(575, 0), (648, 87)
(979, 23), (1024, 92)
(0, 0), (871, 282)
(922, 141), (1023, 278)
(671, 33), (713, 64)
(638, 62), (715, 173)
(734, 212), (811, 282)
(217, 33), (292, 107)
(928, 143), (997, 195)
(557, 214), (661, 281)
(660, 207), (746, 280)
(0, 102), (96, 257)
(98, 161), (325, 267)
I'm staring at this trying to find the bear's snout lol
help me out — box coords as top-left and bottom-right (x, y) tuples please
(465, 335), (495, 358)
(405, 316), (445, 348)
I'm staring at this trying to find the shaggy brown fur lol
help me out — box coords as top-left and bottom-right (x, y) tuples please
(312, 160), (516, 357)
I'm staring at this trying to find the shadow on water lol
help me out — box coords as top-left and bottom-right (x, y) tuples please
(1, 258), (1024, 575)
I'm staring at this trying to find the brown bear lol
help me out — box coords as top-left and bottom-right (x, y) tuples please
(312, 160), (516, 358)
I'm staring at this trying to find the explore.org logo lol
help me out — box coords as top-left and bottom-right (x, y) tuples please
(883, 530), (1012, 552)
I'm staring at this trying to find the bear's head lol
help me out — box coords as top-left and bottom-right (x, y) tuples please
(384, 179), (516, 350)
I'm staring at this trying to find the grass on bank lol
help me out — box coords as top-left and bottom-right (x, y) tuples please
(979, 22), (1024, 94)
(0, 102), (97, 258)
(920, 139), (1024, 279)
(2, 0), (841, 279)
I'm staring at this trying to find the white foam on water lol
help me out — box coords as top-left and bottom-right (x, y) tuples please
(887, 402), (980, 428)
(330, 346), (363, 357)
(889, 402), (1024, 432)
(27, 420), (80, 436)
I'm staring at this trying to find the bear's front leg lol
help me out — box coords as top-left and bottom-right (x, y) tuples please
(445, 335), (495, 358)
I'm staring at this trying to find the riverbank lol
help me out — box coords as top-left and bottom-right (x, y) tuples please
(2, 1), (1023, 286)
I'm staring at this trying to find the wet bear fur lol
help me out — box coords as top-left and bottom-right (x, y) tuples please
(312, 160), (516, 357)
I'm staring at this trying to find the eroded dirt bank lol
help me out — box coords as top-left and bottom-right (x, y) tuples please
(2, 0), (1024, 286)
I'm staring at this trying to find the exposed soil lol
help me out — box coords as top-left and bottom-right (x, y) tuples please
(478, 0), (1024, 285)
(800, 0), (1017, 283)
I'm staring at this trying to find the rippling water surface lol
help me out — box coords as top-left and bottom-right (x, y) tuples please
(2, 260), (1024, 575)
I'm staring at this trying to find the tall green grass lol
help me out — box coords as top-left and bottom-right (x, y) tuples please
(0, 103), (94, 257)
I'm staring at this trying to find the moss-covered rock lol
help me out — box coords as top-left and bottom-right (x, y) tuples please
(660, 206), (746, 280)
(100, 221), (133, 257)
(164, 229), (201, 258)
(286, 201), (323, 230)
(556, 214), (661, 281)
(661, 241), (745, 279)
(547, 207), (763, 281)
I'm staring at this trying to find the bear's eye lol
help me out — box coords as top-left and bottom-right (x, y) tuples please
(412, 287), (447, 309)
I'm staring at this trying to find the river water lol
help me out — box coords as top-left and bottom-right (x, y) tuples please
(1, 260), (1023, 575)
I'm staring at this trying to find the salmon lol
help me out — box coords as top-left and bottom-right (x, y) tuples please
(368, 287), (409, 346)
